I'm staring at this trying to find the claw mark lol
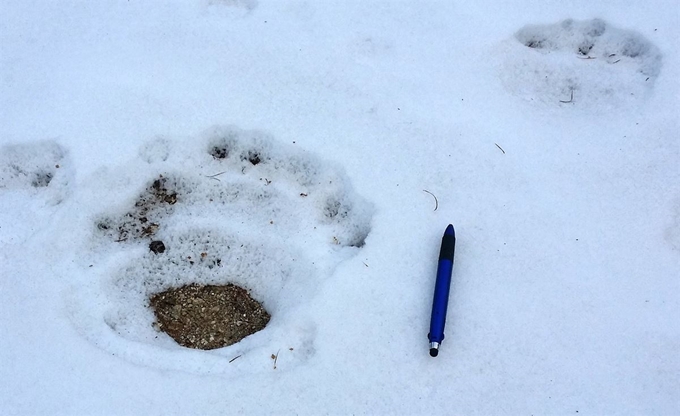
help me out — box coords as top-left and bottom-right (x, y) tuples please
(423, 190), (439, 211)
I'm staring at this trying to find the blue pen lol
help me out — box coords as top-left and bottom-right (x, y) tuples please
(428, 224), (456, 357)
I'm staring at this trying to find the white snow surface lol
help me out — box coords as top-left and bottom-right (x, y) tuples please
(1, 0), (678, 414)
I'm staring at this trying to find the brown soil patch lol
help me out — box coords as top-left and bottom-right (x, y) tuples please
(97, 175), (178, 242)
(150, 283), (270, 350)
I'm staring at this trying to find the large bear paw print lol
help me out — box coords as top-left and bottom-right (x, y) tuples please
(499, 18), (662, 108)
(65, 126), (373, 376)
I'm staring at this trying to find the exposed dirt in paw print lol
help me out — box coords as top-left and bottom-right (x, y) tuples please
(210, 146), (229, 160)
(31, 171), (54, 188)
(242, 150), (262, 165)
(97, 175), (179, 242)
(148, 177), (179, 205)
(150, 283), (270, 350)
(149, 240), (166, 254)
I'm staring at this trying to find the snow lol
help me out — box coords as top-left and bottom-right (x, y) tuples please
(502, 18), (662, 108)
(1, 0), (678, 414)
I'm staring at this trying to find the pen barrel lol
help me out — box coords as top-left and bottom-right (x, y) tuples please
(428, 232), (455, 344)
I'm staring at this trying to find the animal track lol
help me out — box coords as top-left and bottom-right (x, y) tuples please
(0, 141), (72, 245)
(0, 140), (69, 194)
(68, 126), (373, 375)
(499, 18), (662, 108)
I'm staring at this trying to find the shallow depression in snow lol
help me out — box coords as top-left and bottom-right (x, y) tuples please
(499, 18), (662, 109)
(0, 141), (74, 246)
(0, 140), (71, 203)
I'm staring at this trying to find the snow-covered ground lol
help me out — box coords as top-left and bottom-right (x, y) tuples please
(1, 0), (678, 414)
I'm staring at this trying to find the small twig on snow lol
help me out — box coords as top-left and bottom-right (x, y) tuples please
(206, 171), (227, 181)
(560, 89), (574, 104)
(273, 349), (281, 370)
(229, 355), (242, 363)
(423, 190), (439, 211)
(607, 54), (621, 64)
(495, 143), (506, 154)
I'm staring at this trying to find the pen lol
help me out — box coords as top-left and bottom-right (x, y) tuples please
(428, 224), (456, 357)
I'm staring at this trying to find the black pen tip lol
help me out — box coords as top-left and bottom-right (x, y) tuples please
(429, 348), (439, 357)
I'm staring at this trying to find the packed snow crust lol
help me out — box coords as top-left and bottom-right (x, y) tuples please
(1, 0), (678, 414)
